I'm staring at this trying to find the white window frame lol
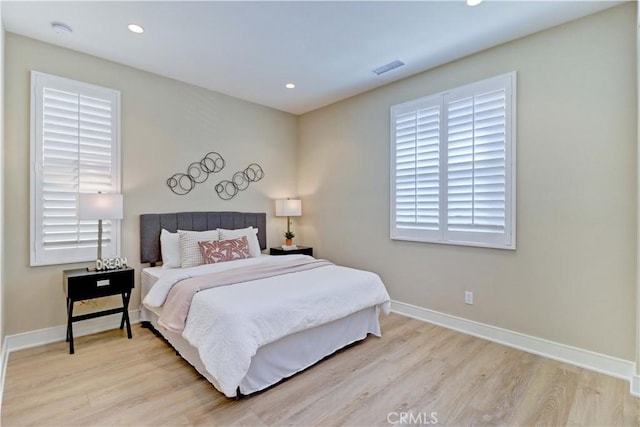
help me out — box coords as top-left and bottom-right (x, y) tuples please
(30, 71), (122, 266)
(390, 72), (516, 250)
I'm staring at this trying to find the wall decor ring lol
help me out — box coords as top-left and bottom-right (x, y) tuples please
(167, 151), (226, 195)
(214, 162), (265, 200)
(187, 162), (209, 184)
(167, 173), (196, 195)
(232, 171), (250, 191)
(214, 180), (238, 200)
(244, 163), (264, 182)
(200, 152), (225, 174)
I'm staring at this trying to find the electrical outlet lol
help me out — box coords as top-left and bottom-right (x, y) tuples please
(465, 291), (473, 305)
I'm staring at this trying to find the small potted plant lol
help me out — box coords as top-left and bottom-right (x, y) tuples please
(284, 231), (295, 246)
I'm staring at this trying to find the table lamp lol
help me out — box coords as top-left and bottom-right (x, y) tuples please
(78, 193), (123, 260)
(275, 199), (302, 243)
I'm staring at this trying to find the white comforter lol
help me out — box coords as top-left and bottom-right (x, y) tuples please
(143, 255), (391, 397)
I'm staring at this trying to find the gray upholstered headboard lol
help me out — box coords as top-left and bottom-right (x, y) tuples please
(140, 211), (267, 265)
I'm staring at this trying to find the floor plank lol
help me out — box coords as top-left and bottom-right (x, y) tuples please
(2, 313), (637, 426)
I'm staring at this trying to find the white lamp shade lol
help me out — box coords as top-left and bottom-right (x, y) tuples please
(78, 193), (124, 220)
(275, 199), (302, 217)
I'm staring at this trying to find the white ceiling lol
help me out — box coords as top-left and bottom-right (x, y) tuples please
(2, 1), (624, 115)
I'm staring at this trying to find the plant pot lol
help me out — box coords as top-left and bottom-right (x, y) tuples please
(285, 239), (292, 246)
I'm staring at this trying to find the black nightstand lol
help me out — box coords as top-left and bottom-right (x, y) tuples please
(63, 267), (135, 354)
(270, 246), (313, 257)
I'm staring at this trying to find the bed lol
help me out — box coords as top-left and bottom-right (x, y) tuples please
(139, 211), (390, 398)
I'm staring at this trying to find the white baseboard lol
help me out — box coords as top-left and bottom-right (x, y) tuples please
(631, 375), (640, 397)
(3, 308), (141, 353)
(0, 308), (140, 411)
(391, 300), (636, 384)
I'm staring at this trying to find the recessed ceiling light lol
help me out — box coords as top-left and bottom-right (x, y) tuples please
(285, 83), (295, 89)
(128, 23), (144, 34)
(51, 22), (72, 35)
(467, 0), (483, 6)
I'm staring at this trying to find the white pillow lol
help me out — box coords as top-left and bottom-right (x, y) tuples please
(160, 229), (181, 269)
(178, 229), (220, 268)
(217, 227), (261, 258)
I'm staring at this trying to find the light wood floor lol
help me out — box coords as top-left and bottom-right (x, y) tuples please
(3, 313), (639, 426)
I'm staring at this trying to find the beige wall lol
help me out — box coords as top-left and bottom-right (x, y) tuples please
(299, 4), (637, 360)
(4, 34), (298, 335)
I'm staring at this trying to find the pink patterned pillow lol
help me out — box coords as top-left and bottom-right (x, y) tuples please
(198, 236), (251, 264)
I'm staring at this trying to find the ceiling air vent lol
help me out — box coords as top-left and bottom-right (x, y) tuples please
(372, 60), (405, 76)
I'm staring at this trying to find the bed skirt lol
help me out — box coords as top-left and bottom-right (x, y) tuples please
(141, 305), (381, 397)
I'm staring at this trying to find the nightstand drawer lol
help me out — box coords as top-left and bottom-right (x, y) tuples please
(270, 246), (313, 256)
(64, 268), (134, 300)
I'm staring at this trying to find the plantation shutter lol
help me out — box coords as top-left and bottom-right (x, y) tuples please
(390, 96), (442, 242)
(31, 72), (121, 266)
(390, 72), (515, 249)
(445, 84), (508, 243)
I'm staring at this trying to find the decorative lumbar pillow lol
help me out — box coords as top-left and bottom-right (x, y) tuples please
(217, 227), (261, 258)
(198, 236), (251, 264)
(178, 229), (220, 268)
(160, 229), (181, 269)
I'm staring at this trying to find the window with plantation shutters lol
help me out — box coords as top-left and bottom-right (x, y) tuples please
(30, 71), (121, 266)
(390, 72), (516, 250)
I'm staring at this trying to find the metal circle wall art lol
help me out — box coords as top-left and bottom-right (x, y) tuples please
(167, 151), (226, 195)
(215, 163), (265, 200)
